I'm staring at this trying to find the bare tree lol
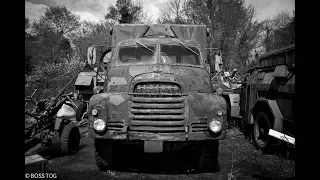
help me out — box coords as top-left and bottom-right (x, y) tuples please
(31, 5), (80, 64)
(157, 0), (188, 24)
(260, 10), (294, 52)
(105, 0), (146, 24)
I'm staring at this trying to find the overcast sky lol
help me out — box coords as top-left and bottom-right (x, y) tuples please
(25, 0), (295, 24)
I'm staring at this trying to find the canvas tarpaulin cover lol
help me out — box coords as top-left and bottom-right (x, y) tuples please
(111, 24), (208, 62)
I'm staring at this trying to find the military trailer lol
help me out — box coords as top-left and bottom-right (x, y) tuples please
(239, 44), (295, 151)
(87, 24), (228, 171)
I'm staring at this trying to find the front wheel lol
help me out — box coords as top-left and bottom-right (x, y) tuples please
(253, 112), (272, 151)
(95, 139), (113, 171)
(197, 140), (220, 172)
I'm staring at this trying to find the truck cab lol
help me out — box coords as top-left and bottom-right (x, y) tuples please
(87, 24), (228, 171)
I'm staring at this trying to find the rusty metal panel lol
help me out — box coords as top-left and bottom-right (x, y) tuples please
(131, 126), (185, 132)
(131, 103), (185, 109)
(131, 120), (185, 126)
(129, 115), (185, 120)
(131, 109), (185, 114)
(131, 97), (185, 103)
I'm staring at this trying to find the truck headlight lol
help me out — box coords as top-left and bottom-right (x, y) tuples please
(93, 119), (106, 132)
(208, 119), (221, 133)
(92, 109), (98, 116)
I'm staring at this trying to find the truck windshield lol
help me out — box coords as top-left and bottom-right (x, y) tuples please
(160, 44), (201, 65)
(118, 45), (156, 64)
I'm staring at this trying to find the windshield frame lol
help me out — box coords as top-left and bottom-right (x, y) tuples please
(113, 42), (204, 68)
(114, 44), (158, 65)
(159, 43), (204, 67)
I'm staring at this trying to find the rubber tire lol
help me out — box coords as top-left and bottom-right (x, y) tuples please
(61, 123), (80, 154)
(94, 139), (113, 171)
(197, 141), (220, 172)
(253, 112), (272, 151)
(76, 103), (87, 121)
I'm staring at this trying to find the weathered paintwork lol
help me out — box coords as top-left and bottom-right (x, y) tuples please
(88, 24), (227, 146)
(240, 44), (295, 136)
(111, 24), (208, 62)
(105, 65), (212, 93)
(88, 91), (227, 141)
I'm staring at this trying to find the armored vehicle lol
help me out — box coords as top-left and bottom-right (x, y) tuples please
(87, 24), (228, 171)
(239, 44), (295, 150)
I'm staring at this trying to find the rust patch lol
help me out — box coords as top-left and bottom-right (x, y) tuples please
(129, 66), (147, 77)
(109, 95), (125, 106)
(107, 77), (128, 91)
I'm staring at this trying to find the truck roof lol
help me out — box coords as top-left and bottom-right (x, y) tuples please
(259, 44), (295, 60)
(111, 24), (208, 61)
(258, 43), (295, 67)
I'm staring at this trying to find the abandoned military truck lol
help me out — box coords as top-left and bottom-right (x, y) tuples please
(87, 24), (228, 171)
(239, 44), (295, 151)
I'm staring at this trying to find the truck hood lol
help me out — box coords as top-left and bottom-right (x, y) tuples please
(105, 65), (212, 93)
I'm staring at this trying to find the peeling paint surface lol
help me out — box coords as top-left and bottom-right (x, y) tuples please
(109, 95), (125, 106)
(107, 77), (128, 90)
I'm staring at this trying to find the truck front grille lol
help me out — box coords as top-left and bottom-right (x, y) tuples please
(107, 120), (124, 132)
(191, 121), (208, 132)
(134, 82), (182, 94)
(129, 94), (186, 133)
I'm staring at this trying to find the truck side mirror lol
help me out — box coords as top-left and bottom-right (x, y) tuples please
(87, 46), (96, 65)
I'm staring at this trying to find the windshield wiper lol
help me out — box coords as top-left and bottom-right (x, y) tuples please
(135, 40), (154, 53)
(135, 40), (167, 63)
(174, 39), (199, 57)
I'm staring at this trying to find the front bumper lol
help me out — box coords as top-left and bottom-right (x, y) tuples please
(89, 129), (226, 141)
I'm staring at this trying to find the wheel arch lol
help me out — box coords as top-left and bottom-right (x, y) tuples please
(252, 99), (284, 132)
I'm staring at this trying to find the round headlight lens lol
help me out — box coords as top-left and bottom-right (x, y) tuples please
(93, 119), (106, 131)
(92, 109), (98, 116)
(209, 120), (222, 133)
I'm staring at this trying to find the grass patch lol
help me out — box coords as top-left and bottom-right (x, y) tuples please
(222, 126), (295, 180)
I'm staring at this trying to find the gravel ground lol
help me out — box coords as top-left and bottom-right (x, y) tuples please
(38, 125), (295, 180)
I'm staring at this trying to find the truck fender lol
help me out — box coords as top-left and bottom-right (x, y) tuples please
(252, 99), (283, 132)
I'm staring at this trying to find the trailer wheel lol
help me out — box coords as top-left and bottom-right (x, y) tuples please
(95, 139), (113, 171)
(253, 112), (272, 151)
(61, 123), (80, 154)
(76, 103), (87, 121)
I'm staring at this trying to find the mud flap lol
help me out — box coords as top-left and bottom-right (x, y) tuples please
(144, 140), (163, 153)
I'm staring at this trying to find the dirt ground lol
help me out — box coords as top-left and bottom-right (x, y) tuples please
(39, 125), (295, 180)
